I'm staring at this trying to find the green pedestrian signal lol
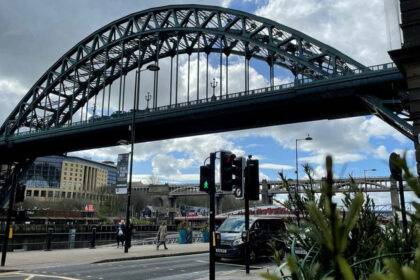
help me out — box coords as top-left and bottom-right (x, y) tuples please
(200, 165), (211, 193)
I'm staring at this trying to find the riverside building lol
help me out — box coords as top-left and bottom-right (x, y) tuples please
(20, 155), (117, 201)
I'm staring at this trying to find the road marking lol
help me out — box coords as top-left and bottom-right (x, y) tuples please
(2, 272), (81, 280)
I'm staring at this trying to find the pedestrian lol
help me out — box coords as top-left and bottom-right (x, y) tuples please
(116, 222), (125, 247)
(156, 221), (168, 250)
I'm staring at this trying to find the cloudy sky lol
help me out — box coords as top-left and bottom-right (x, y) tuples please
(0, 0), (414, 204)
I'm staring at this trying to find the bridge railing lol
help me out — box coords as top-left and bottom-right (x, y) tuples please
(5, 62), (399, 139)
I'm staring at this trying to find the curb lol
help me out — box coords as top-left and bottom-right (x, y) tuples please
(93, 250), (209, 264)
(0, 269), (18, 273)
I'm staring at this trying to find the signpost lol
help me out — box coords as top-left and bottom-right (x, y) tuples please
(208, 152), (216, 280)
(116, 153), (129, 194)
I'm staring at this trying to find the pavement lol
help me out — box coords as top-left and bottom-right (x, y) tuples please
(0, 243), (209, 270)
(0, 253), (278, 280)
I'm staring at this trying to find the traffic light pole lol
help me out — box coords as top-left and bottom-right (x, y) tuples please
(209, 152), (216, 280)
(244, 184), (250, 274)
(1, 165), (17, 267)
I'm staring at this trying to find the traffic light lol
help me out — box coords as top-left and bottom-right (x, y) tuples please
(389, 152), (402, 181)
(220, 151), (235, 191)
(200, 164), (212, 193)
(245, 159), (259, 201)
(15, 183), (26, 203)
(232, 157), (245, 199)
(220, 151), (246, 198)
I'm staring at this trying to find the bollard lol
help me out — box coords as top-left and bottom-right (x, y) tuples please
(68, 228), (76, 249)
(45, 228), (53, 251)
(90, 227), (96, 249)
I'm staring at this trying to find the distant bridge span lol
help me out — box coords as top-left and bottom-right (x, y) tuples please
(0, 5), (409, 164)
(132, 176), (410, 198)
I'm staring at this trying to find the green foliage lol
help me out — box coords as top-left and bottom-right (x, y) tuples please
(262, 154), (419, 280)
(368, 154), (420, 279)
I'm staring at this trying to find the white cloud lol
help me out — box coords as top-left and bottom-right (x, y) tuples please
(133, 173), (199, 184)
(0, 79), (27, 124)
(256, 0), (390, 65)
(374, 145), (389, 160)
(260, 163), (294, 171)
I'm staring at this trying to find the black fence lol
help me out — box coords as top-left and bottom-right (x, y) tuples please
(0, 224), (176, 251)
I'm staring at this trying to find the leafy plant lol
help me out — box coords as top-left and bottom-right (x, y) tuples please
(262, 154), (419, 280)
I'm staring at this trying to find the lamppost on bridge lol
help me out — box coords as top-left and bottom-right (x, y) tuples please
(210, 78), (218, 101)
(121, 63), (160, 254)
(295, 134), (313, 192)
(145, 91), (152, 110)
(363, 168), (376, 195)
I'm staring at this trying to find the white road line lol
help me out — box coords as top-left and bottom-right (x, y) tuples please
(15, 272), (81, 280)
(24, 276), (34, 280)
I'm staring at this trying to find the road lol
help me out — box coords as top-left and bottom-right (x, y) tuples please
(0, 253), (268, 280)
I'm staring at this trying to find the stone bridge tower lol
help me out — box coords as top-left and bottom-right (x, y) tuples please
(390, 0), (420, 175)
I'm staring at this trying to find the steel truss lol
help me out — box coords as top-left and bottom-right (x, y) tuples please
(0, 4), (368, 137)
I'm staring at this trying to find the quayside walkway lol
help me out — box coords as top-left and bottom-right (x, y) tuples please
(1, 243), (208, 270)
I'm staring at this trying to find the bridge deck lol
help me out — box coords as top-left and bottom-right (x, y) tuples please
(0, 64), (403, 164)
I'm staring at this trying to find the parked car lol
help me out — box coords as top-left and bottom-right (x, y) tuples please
(215, 216), (286, 262)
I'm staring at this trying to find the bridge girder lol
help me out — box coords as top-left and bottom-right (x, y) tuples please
(0, 4), (368, 137)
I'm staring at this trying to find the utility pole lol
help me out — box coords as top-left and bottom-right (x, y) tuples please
(1, 165), (17, 266)
(244, 158), (250, 274)
(208, 152), (216, 280)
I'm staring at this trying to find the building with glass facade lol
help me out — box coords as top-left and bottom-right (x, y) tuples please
(20, 155), (117, 201)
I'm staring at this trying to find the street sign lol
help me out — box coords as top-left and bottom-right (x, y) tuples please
(116, 153), (129, 194)
(115, 188), (128, 195)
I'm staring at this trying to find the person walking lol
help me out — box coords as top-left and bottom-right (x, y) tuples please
(156, 221), (168, 250)
(116, 222), (125, 247)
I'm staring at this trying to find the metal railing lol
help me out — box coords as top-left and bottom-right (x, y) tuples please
(0, 229), (205, 252)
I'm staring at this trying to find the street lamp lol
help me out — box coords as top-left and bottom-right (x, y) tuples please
(123, 63), (159, 253)
(145, 92), (152, 110)
(210, 78), (218, 101)
(295, 134), (313, 192)
(363, 168), (376, 194)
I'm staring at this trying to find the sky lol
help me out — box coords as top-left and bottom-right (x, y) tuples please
(0, 0), (415, 206)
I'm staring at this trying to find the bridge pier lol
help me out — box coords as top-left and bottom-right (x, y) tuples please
(390, 0), (420, 175)
(261, 180), (273, 205)
(390, 177), (400, 213)
(168, 196), (177, 208)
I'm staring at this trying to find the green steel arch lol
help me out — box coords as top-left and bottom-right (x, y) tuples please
(1, 4), (368, 137)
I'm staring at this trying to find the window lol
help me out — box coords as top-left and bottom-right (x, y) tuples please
(41, 190), (46, 197)
(26, 190), (32, 197)
(67, 192), (72, 198)
(61, 192), (66, 198)
(48, 191), (53, 197)
(34, 190), (39, 197)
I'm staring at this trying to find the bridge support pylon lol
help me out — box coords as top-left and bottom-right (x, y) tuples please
(168, 196), (177, 208)
(261, 180), (273, 205)
(390, 0), (420, 175)
(390, 177), (400, 213)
